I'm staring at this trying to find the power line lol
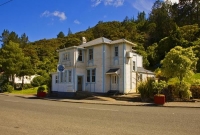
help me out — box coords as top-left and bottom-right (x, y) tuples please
(0, 0), (13, 7)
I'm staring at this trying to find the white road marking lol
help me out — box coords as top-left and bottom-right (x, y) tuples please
(79, 107), (118, 112)
(3, 100), (19, 103)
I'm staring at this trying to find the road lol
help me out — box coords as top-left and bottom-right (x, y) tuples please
(0, 94), (200, 135)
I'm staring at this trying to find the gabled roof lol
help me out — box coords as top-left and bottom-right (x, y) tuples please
(137, 67), (155, 74)
(79, 37), (136, 48)
(79, 37), (111, 48)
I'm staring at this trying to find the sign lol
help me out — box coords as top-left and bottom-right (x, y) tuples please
(58, 65), (64, 72)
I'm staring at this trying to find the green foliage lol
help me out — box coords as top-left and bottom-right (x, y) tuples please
(31, 76), (45, 87)
(57, 31), (65, 38)
(190, 85), (200, 98)
(161, 46), (198, 83)
(173, 82), (192, 100)
(0, 41), (29, 86)
(1, 83), (14, 93)
(37, 86), (45, 93)
(1, 0), (200, 83)
(23, 84), (33, 89)
(152, 80), (167, 94)
(137, 79), (155, 100)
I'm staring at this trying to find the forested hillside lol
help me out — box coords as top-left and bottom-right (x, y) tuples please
(1, 0), (200, 82)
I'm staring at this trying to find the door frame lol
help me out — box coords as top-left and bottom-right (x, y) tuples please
(111, 75), (119, 90)
(77, 75), (84, 91)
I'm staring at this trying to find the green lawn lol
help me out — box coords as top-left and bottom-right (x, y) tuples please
(11, 85), (47, 95)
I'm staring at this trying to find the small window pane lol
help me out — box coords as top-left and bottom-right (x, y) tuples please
(87, 70), (90, 82)
(89, 49), (93, 60)
(92, 69), (95, 82)
(68, 71), (72, 83)
(78, 50), (82, 61)
(115, 47), (118, 57)
(133, 61), (136, 71)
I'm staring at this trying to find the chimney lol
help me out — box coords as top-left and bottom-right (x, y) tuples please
(82, 37), (87, 44)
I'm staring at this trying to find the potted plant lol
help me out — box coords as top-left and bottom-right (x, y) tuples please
(37, 86), (46, 98)
(152, 80), (167, 105)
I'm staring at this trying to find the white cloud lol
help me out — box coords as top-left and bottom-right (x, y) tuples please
(91, 0), (102, 7)
(91, 0), (124, 7)
(165, 0), (179, 4)
(41, 10), (67, 21)
(132, 0), (153, 13)
(74, 20), (80, 24)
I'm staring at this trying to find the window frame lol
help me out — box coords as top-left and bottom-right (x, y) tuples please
(88, 48), (93, 60)
(78, 49), (83, 62)
(68, 70), (72, 83)
(63, 52), (70, 61)
(114, 46), (118, 57)
(133, 61), (136, 71)
(87, 69), (96, 83)
(55, 75), (58, 83)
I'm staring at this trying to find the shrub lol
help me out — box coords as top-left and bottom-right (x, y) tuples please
(152, 80), (167, 95)
(23, 84), (33, 89)
(4, 84), (14, 93)
(190, 85), (200, 98)
(174, 82), (192, 100)
(137, 79), (155, 101)
(31, 76), (45, 87)
(37, 86), (45, 93)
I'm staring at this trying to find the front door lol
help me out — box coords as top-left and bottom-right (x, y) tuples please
(77, 76), (83, 91)
(111, 75), (118, 90)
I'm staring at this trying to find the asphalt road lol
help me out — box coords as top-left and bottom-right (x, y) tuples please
(0, 94), (200, 135)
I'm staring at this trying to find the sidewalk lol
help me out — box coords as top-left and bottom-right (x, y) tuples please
(1, 93), (200, 108)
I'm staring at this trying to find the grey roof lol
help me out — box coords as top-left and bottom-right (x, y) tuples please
(137, 67), (155, 74)
(106, 68), (120, 74)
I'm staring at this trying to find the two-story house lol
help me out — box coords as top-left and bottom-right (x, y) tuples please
(51, 37), (154, 97)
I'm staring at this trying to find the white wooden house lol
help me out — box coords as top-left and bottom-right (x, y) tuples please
(51, 37), (154, 97)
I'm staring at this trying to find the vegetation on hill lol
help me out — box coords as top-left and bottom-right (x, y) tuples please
(0, 0), (200, 91)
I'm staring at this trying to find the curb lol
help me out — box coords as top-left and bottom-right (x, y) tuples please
(1, 93), (200, 108)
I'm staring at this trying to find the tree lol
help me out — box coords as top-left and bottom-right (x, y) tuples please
(161, 46), (198, 83)
(20, 33), (29, 48)
(67, 28), (72, 36)
(57, 31), (65, 38)
(17, 57), (34, 89)
(0, 41), (26, 86)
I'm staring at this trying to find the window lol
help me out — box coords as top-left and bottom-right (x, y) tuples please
(68, 70), (72, 83)
(89, 49), (93, 60)
(87, 69), (96, 83)
(138, 74), (142, 81)
(87, 70), (90, 82)
(133, 61), (136, 71)
(60, 72), (64, 83)
(55, 75), (58, 83)
(78, 49), (83, 61)
(63, 71), (67, 82)
(112, 75), (117, 84)
(63, 52), (70, 61)
(92, 69), (95, 82)
(114, 46), (118, 57)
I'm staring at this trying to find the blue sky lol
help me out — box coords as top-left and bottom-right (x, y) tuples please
(0, 0), (178, 43)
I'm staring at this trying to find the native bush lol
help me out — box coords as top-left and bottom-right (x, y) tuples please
(31, 76), (45, 87)
(37, 86), (45, 93)
(152, 80), (167, 95)
(190, 85), (200, 98)
(173, 82), (192, 100)
(137, 79), (155, 101)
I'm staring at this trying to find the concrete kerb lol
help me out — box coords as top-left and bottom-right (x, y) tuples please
(1, 93), (200, 108)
